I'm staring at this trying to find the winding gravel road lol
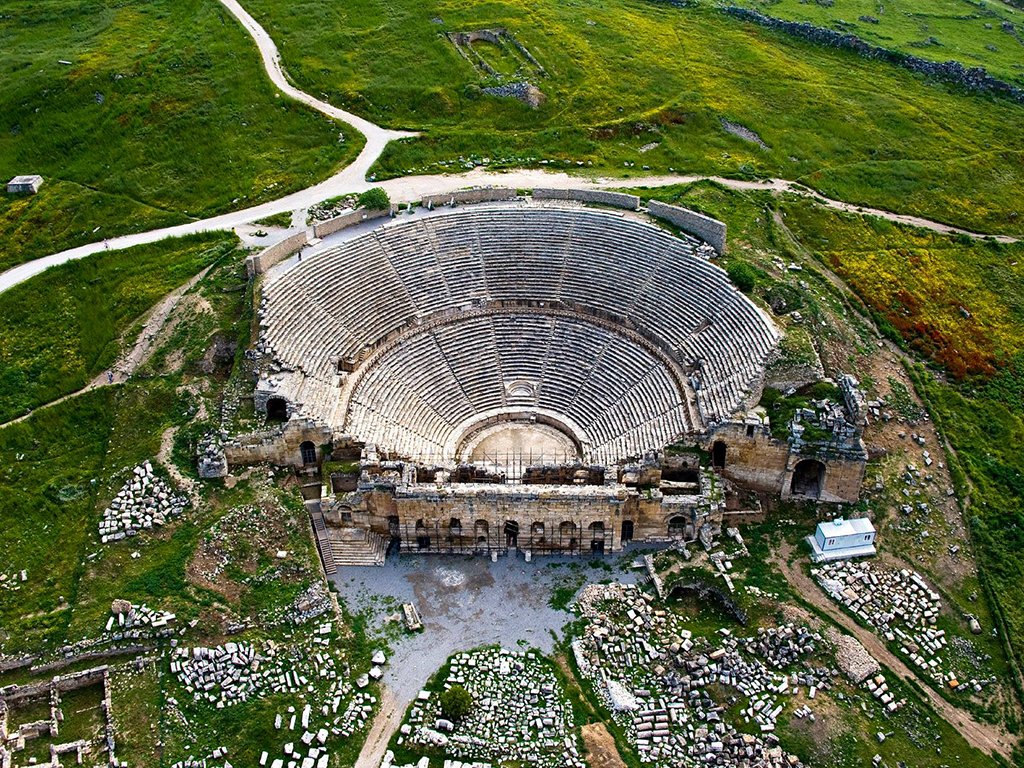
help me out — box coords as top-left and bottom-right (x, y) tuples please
(0, 0), (1016, 295)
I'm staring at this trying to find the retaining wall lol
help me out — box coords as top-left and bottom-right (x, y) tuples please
(646, 200), (727, 253)
(312, 206), (394, 239)
(421, 187), (516, 208)
(246, 231), (309, 277)
(532, 188), (640, 210)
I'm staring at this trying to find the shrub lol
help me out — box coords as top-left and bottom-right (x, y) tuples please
(358, 188), (391, 210)
(726, 261), (757, 293)
(439, 685), (474, 721)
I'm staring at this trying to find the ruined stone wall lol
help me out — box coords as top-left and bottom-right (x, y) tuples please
(783, 455), (865, 504)
(532, 188), (640, 210)
(647, 200), (727, 254)
(223, 420), (333, 469)
(709, 423), (791, 493)
(245, 231), (309, 277)
(709, 423), (865, 503)
(421, 188), (517, 208)
(312, 206), (394, 239)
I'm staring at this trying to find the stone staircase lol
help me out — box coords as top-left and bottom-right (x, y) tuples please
(327, 527), (388, 567)
(307, 502), (337, 575)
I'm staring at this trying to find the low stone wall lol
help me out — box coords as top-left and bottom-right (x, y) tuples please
(724, 7), (1024, 104)
(245, 230), (309, 277)
(647, 200), (727, 253)
(531, 188), (640, 210)
(421, 187), (516, 208)
(312, 206), (394, 239)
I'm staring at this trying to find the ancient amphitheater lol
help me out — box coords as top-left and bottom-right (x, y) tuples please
(256, 203), (779, 468)
(212, 195), (866, 559)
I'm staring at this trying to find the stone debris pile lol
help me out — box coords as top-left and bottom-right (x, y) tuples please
(814, 561), (967, 688)
(0, 569), (28, 592)
(99, 461), (187, 542)
(105, 599), (175, 633)
(393, 647), (584, 768)
(170, 621), (355, 707)
(574, 583), (817, 767)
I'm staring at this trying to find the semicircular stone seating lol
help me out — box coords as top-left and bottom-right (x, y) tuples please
(259, 204), (780, 463)
(345, 313), (692, 466)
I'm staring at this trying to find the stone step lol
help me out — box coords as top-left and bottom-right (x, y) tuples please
(328, 529), (388, 567)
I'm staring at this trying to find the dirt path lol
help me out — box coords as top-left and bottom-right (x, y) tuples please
(581, 723), (628, 768)
(775, 543), (1015, 760)
(354, 685), (400, 768)
(0, 267), (210, 430)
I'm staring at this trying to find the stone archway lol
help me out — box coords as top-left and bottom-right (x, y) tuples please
(588, 521), (606, 554)
(266, 397), (288, 422)
(504, 520), (520, 549)
(668, 515), (688, 539)
(791, 458), (826, 498)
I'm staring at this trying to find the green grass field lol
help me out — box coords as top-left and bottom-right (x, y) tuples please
(725, 0), (1024, 86)
(242, 0), (1024, 235)
(0, 232), (236, 423)
(0, 0), (361, 271)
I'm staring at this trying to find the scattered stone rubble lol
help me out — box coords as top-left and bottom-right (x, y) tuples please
(104, 599), (175, 633)
(389, 647), (583, 768)
(99, 462), (188, 542)
(574, 583), (824, 767)
(165, 611), (379, 768)
(816, 560), (991, 693)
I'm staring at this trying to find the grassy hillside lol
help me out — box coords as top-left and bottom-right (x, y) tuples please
(724, 0), (1024, 87)
(241, 0), (1024, 235)
(0, 233), (236, 423)
(0, 0), (361, 271)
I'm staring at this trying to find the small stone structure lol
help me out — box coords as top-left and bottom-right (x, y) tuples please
(0, 666), (116, 768)
(5, 175), (42, 195)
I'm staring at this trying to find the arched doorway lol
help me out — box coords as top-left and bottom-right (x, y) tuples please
(712, 441), (727, 469)
(299, 441), (317, 466)
(559, 521), (577, 553)
(668, 515), (688, 540)
(589, 521), (606, 554)
(791, 459), (826, 498)
(415, 519), (431, 550)
(266, 397), (288, 422)
(531, 521), (545, 546)
(504, 520), (520, 549)
(474, 519), (489, 548)
(621, 520), (634, 544)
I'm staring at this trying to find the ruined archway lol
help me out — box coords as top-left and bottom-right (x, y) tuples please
(588, 521), (606, 554)
(791, 459), (826, 498)
(668, 515), (688, 540)
(504, 520), (520, 548)
(266, 397), (288, 422)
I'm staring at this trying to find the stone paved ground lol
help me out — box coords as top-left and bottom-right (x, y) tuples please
(333, 551), (643, 767)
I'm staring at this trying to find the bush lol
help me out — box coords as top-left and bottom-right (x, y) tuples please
(726, 261), (757, 293)
(438, 685), (474, 721)
(358, 188), (391, 210)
